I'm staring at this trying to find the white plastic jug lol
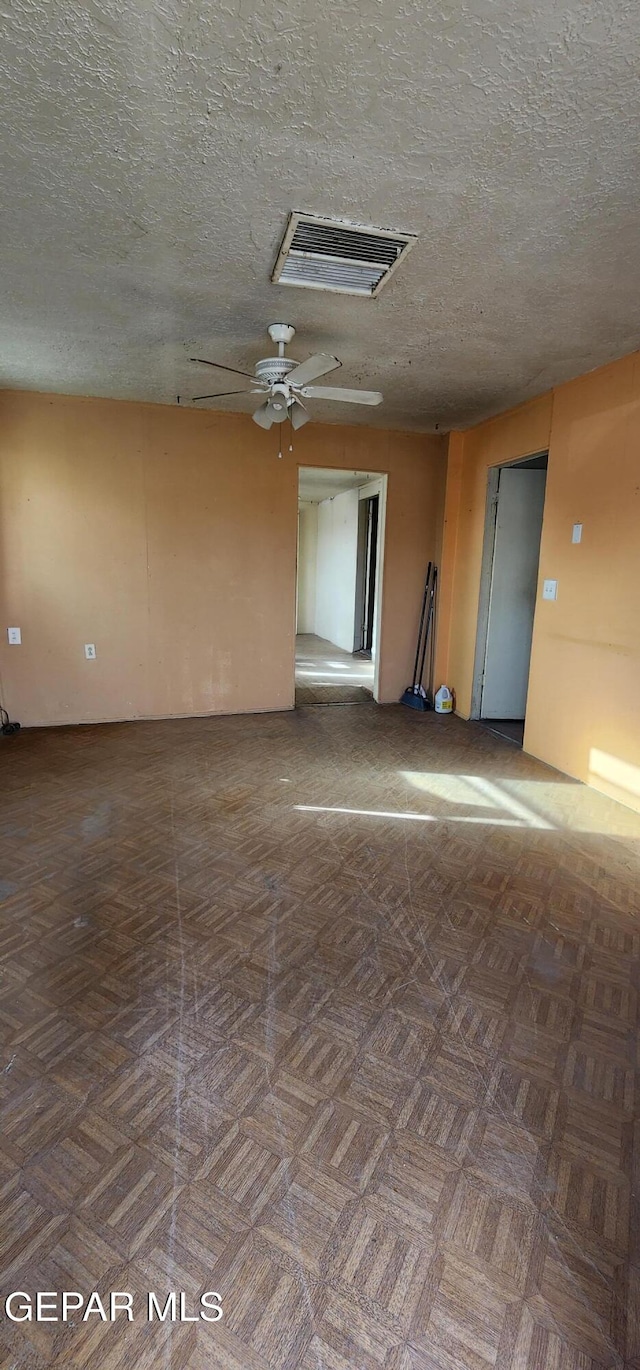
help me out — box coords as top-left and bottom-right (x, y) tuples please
(434, 685), (453, 714)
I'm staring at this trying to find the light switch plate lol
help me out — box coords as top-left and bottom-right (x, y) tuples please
(84, 643), (97, 659)
(7, 627), (21, 645)
(572, 523), (583, 544)
(542, 579), (558, 601)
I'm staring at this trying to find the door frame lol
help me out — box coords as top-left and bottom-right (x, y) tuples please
(356, 476), (387, 701)
(470, 451), (548, 720)
(353, 492), (380, 656)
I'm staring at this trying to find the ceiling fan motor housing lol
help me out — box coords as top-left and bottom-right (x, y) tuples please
(254, 357), (297, 387)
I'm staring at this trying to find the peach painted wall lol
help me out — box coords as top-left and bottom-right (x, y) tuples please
(437, 351), (640, 812)
(525, 354), (640, 812)
(0, 390), (445, 726)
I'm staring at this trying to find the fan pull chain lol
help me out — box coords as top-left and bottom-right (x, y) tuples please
(276, 418), (295, 458)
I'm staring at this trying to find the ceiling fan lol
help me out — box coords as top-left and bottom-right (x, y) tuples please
(188, 323), (383, 429)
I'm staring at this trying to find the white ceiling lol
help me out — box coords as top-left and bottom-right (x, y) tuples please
(299, 467), (377, 502)
(1, 0), (639, 431)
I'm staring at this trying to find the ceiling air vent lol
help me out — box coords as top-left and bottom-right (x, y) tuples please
(272, 213), (417, 297)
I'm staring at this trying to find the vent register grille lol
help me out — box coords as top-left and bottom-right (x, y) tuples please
(272, 213), (416, 296)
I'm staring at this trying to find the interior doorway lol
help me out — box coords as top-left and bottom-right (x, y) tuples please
(471, 452), (548, 744)
(295, 467), (387, 705)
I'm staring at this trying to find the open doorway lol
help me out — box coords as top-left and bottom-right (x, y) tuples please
(295, 467), (387, 705)
(471, 452), (548, 745)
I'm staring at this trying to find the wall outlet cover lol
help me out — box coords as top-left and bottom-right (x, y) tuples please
(542, 579), (558, 601)
(84, 644), (97, 659)
(572, 523), (583, 544)
(7, 627), (21, 645)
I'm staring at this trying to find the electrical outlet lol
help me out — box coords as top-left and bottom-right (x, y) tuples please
(84, 644), (97, 659)
(542, 579), (558, 601)
(7, 627), (21, 645)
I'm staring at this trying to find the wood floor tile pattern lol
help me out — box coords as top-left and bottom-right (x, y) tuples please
(294, 684), (373, 705)
(1, 707), (640, 1369)
(294, 634), (374, 706)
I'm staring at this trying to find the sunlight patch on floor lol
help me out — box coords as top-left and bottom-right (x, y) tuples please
(401, 770), (640, 836)
(296, 668), (371, 683)
(295, 804), (547, 829)
(401, 771), (554, 830)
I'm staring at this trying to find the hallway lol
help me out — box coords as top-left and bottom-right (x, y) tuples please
(295, 632), (374, 705)
(1, 705), (639, 1368)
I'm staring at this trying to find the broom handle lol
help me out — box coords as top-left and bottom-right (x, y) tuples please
(411, 562), (432, 689)
(427, 565), (438, 699)
(417, 564), (437, 689)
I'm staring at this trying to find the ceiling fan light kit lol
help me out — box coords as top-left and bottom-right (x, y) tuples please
(188, 324), (383, 440)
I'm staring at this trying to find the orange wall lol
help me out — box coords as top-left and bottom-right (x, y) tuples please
(437, 351), (640, 812)
(0, 390), (445, 726)
(526, 354), (640, 811)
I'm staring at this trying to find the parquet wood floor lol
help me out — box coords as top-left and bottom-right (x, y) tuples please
(295, 635), (374, 706)
(1, 705), (640, 1369)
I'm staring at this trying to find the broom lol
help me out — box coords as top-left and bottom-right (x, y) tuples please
(401, 562), (437, 710)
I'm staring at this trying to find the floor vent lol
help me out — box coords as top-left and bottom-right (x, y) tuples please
(272, 213), (417, 297)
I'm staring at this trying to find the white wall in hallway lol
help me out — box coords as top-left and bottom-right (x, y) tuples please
(315, 488), (359, 651)
(296, 502), (318, 633)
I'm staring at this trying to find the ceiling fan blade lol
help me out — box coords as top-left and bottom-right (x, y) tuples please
(288, 353), (341, 387)
(192, 389), (253, 401)
(190, 357), (257, 381)
(252, 400), (275, 429)
(300, 386), (383, 406)
(290, 398), (310, 430)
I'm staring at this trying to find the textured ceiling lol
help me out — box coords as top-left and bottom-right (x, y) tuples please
(1, 0), (639, 431)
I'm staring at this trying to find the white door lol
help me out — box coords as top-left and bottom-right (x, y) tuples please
(481, 468), (546, 719)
